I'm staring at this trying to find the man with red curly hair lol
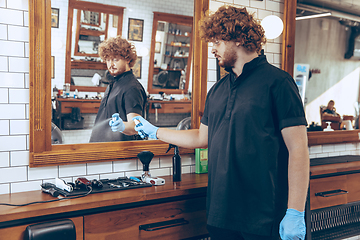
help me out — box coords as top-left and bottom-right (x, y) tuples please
(128, 6), (309, 239)
(90, 36), (147, 142)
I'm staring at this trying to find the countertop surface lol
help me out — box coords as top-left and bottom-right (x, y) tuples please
(0, 173), (208, 227)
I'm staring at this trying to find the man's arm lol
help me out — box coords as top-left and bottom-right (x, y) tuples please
(281, 125), (309, 211)
(121, 112), (141, 135)
(156, 123), (208, 149)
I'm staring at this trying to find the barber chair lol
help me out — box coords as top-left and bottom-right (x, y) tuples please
(320, 105), (341, 130)
(24, 219), (76, 240)
(176, 117), (191, 130)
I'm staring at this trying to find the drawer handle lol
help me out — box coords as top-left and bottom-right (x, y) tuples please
(315, 189), (348, 197)
(139, 218), (189, 231)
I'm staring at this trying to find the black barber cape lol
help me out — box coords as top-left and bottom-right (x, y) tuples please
(89, 70), (147, 142)
(201, 55), (307, 236)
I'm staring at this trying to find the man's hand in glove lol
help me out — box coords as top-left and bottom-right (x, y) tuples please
(109, 113), (125, 132)
(279, 208), (306, 240)
(132, 116), (159, 139)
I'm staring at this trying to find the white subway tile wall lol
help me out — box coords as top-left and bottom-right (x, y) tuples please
(2, 0), (357, 195)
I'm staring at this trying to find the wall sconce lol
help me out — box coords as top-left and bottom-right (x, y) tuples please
(138, 46), (149, 57)
(261, 15), (284, 40)
(52, 38), (64, 50)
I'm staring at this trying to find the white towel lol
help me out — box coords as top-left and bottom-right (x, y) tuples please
(91, 73), (101, 86)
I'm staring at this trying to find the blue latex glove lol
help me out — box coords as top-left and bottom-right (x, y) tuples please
(279, 208), (306, 240)
(109, 113), (125, 132)
(132, 116), (159, 139)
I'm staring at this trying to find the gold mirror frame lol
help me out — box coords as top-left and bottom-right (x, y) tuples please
(29, 0), (359, 167)
(29, 0), (208, 167)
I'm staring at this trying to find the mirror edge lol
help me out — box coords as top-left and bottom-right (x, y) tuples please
(29, 0), (206, 167)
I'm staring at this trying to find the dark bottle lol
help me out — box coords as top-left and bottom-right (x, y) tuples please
(166, 144), (181, 182)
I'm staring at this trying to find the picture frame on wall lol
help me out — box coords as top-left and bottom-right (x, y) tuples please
(133, 57), (142, 79)
(113, 15), (118, 28)
(51, 8), (59, 28)
(51, 56), (55, 79)
(155, 42), (161, 53)
(128, 18), (144, 42)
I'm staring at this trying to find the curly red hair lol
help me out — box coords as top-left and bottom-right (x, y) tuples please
(200, 5), (266, 53)
(98, 36), (137, 68)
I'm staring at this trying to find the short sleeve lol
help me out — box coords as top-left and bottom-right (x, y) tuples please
(123, 87), (145, 116)
(272, 76), (307, 130)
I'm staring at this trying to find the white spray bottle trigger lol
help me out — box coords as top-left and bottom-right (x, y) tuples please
(112, 113), (120, 122)
(134, 119), (149, 139)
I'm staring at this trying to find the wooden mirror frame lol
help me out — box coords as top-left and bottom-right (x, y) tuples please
(29, 0), (208, 167)
(147, 12), (193, 95)
(30, 0), (357, 167)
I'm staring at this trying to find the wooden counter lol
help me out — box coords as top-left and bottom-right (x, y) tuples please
(0, 173), (208, 240)
(309, 155), (360, 240)
(148, 100), (191, 114)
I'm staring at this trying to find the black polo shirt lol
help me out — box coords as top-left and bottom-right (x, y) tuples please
(201, 55), (307, 236)
(90, 70), (147, 142)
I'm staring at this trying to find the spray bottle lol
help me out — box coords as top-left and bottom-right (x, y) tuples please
(166, 144), (181, 182)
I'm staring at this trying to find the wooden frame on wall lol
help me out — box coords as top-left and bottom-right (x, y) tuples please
(155, 42), (161, 53)
(133, 57), (142, 79)
(51, 8), (59, 28)
(51, 56), (55, 79)
(128, 18), (144, 42)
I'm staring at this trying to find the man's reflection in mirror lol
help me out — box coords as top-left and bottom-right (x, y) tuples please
(89, 36), (147, 142)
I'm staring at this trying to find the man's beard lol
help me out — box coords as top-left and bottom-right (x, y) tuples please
(218, 47), (237, 72)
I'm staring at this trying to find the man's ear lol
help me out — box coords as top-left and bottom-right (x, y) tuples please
(235, 42), (241, 47)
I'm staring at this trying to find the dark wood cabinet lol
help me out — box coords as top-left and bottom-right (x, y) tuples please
(84, 197), (207, 240)
(309, 156), (360, 239)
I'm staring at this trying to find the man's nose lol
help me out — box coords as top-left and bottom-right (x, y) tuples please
(211, 47), (216, 55)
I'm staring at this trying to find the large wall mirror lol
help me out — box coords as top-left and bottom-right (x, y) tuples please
(29, 0), (358, 168)
(29, 0), (208, 167)
(292, 0), (360, 145)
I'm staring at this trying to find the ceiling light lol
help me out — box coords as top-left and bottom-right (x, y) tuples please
(296, 12), (331, 21)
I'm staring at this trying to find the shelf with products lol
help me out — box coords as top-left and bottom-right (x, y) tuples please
(167, 32), (191, 38)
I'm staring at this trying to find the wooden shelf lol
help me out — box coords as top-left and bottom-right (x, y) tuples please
(167, 32), (191, 38)
(79, 28), (105, 37)
(71, 60), (107, 70)
(166, 43), (190, 48)
(164, 55), (189, 58)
